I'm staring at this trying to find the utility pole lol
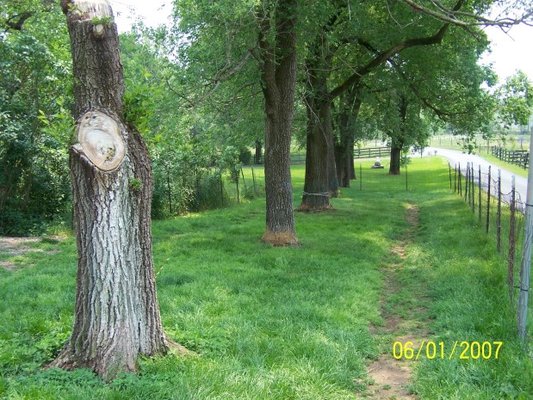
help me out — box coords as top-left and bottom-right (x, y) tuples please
(518, 126), (533, 342)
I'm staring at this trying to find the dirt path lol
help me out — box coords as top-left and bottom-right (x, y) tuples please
(0, 236), (59, 270)
(365, 203), (428, 399)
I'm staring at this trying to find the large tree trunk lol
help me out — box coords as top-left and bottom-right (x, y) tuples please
(389, 144), (403, 175)
(300, 100), (332, 210)
(254, 140), (262, 164)
(258, 0), (298, 246)
(51, 0), (173, 380)
(388, 95), (408, 176)
(335, 93), (362, 187)
(299, 33), (335, 211)
(334, 143), (349, 188)
(326, 118), (338, 197)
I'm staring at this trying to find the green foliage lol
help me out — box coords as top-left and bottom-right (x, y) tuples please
(128, 177), (142, 192)
(0, 2), (72, 235)
(238, 147), (252, 165)
(220, 146), (241, 183)
(497, 70), (533, 128)
(120, 29), (255, 217)
(190, 172), (228, 211)
(90, 16), (112, 26)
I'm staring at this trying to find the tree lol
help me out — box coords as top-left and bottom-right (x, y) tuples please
(50, 0), (179, 380)
(299, 11), (339, 210)
(298, 0), (460, 210)
(497, 70), (533, 128)
(299, 0), (530, 209)
(257, 0), (299, 245)
(173, 0), (298, 245)
(334, 86), (362, 187)
(0, 0), (72, 235)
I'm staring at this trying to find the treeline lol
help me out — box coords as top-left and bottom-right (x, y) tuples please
(0, 0), (531, 236)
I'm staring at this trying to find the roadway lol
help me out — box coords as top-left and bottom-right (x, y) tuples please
(425, 147), (528, 208)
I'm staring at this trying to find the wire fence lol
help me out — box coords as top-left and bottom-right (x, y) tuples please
(449, 162), (525, 301)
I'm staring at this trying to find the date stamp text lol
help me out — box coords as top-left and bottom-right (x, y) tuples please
(392, 340), (503, 361)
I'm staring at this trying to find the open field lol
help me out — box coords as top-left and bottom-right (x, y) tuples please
(0, 158), (532, 399)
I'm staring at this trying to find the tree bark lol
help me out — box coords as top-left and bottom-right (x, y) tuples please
(389, 144), (403, 175)
(254, 140), (262, 164)
(299, 31), (335, 211)
(258, 0), (298, 246)
(51, 0), (173, 380)
(335, 92), (362, 187)
(300, 99), (332, 210)
(388, 95), (408, 176)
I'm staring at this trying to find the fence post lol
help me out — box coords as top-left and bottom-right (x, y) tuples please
(219, 171), (224, 206)
(486, 165), (491, 233)
(470, 163), (475, 212)
(472, 164), (476, 211)
(360, 164), (362, 191)
(405, 164), (408, 191)
(497, 169), (502, 252)
(251, 165), (257, 195)
(478, 165), (482, 222)
(458, 162), (462, 196)
(448, 163), (452, 190)
(509, 175), (516, 301)
(518, 126), (533, 341)
(464, 162), (469, 202)
(454, 164), (457, 193)
(166, 165), (173, 215)
(241, 167), (248, 194)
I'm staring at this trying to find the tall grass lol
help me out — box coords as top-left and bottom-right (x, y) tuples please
(0, 158), (531, 399)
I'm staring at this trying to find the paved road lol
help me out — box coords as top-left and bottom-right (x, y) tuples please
(426, 147), (528, 207)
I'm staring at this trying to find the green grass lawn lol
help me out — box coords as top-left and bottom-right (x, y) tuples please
(0, 158), (532, 399)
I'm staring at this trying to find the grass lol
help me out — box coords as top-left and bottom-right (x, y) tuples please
(0, 158), (532, 399)
(480, 154), (528, 178)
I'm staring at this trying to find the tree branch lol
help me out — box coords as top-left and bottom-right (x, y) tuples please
(3, 12), (33, 32)
(401, 0), (533, 27)
(210, 50), (253, 85)
(329, 21), (451, 100)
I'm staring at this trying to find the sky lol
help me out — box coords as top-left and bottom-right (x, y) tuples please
(109, 0), (170, 31)
(482, 23), (533, 82)
(108, 0), (532, 83)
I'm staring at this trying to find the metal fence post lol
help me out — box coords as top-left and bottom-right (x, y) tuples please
(486, 166), (491, 233)
(448, 162), (452, 190)
(454, 164), (457, 193)
(470, 163), (475, 212)
(497, 169), (502, 252)
(509, 175), (516, 301)
(464, 162), (469, 202)
(478, 165), (482, 222)
(458, 162), (462, 196)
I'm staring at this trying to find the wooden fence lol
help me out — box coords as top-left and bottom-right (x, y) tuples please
(491, 147), (529, 169)
(353, 146), (391, 159)
(289, 146), (391, 165)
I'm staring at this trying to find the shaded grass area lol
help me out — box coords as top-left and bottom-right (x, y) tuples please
(0, 159), (532, 399)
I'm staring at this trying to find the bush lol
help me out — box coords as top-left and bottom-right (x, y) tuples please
(238, 147), (252, 165)
(190, 173), (228, 211)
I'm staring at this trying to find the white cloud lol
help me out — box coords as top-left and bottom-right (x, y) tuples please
(108, 0), (171, 32)
(480, 20), (533, 82)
